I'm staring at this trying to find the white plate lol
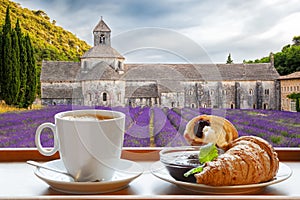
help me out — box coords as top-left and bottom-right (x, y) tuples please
(34, 159), (143, 194)
(151, 161), (292, 194)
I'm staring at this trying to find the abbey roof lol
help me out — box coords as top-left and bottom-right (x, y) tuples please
(93, 18), (111, 32)
(41, 62), (280, 82)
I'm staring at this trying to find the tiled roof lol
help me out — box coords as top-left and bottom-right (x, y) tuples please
(125, 83), (158, 98)
(42, 62), (280, 82)
(40, 61), (80, 82)
(42, 86), (83, 98)
(79, 61), (121, 80)
(81, 45), (124, 59)
(93, 18), (111, 32)
(123, 63), (280, 81)
(279, 71), (300, 80)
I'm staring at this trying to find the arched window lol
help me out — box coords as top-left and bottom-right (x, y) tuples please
(249, 89), (253, 95)
(118, 61), (122, 69)
(103, 92), (107, 101)
(128, 100), (132, 107)
(265, 89), (269, 95)
(88, 93), (92, 101)
(100, 34), (105, 44)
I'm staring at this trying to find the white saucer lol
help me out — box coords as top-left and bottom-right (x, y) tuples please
(34, 159), (143, 194)
(151, 161), (292, 194)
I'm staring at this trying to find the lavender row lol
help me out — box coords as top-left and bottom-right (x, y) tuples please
(0, 105), (73, 147)
(152, 107), (188, 147)
(182, 108), (300, 147)
(0, 105), (121, 148)
(165, 108), (189, 134)
(122, 106), (151, 147)
(0, 105), (300, 148)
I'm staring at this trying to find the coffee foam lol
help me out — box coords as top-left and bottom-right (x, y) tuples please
(62, 115), (100, 121)
(62, 113), (113, 121)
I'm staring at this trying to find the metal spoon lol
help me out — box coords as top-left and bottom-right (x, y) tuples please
(26, 160), (76, 181)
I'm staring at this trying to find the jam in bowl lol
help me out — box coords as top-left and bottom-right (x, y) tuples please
(159, 146), (202, 183)
(159, 145), (224, 183)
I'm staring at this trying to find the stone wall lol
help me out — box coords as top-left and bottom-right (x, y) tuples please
(179, 80), (280, 109)
(281, 78), (300, 111)
(81, 80), (125, 107)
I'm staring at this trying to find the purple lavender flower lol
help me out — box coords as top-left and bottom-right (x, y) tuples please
(0, 105), (300, 148)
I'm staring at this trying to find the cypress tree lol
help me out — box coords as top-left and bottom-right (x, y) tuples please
(24, 34), (37, 107)
(15, 19), (28, 107)
(1, 6), (21, 105)
(296, 98), (300, 112)
(2, 6), (11, 36)
(1, 6), (37, 107)
(11, 29), (21, 105)
(0, 28), (2, 99)
(2, 32), (13, 104)
(0, 6), (12, 100)
(226, 53), (233, 64)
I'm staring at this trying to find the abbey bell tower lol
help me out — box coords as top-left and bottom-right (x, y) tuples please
(93, 17), (111, 46)
(81, 17), (125, 73)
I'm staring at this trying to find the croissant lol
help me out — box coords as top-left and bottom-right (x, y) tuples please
(184, 115), (238, 149)
(194, 136), (279, 186)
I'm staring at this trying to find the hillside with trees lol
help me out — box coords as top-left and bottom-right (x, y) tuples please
(0, 0), (90, 101)
(0, 0), (90, 63)
(244, 36), (300, 76)
(0, 6), (37, 108)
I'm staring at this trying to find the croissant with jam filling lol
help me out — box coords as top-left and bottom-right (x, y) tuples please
(183, 115), (238, 149)
(194, 136), (279, 186)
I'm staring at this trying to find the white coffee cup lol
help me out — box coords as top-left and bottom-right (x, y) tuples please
(35, 109), (125, 182)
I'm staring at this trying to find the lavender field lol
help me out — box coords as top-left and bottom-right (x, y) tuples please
(0, 105), (300, 148)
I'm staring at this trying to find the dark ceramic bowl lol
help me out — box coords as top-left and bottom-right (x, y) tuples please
(159, 146), (201, 183)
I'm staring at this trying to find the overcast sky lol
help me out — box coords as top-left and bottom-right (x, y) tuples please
(13, 0), (300, 63)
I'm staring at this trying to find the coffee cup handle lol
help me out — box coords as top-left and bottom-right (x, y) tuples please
(35, 123), (59, 156)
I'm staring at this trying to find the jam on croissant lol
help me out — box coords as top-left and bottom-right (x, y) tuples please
(194, 136), (279, 186)
(184, 115), (238, 149)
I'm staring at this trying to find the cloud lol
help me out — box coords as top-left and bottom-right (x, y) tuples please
(13, 0), (300, 63)
(112, 27), (212, 63)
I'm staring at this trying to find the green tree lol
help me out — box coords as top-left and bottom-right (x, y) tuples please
(245, 36), (300, 75)
(1, 6), (38, 108)
(287, 93), (300, 112)
(2, 31), (14, 104)
(24, 34), (37, 107)
(11, 29), (21, 105)
(284, 45), (300, 73)
(0, 6), (12, 100)
(15, 19), (28, 107)
(0, 6), (21, 105)
(226, 53), (233, 64)
(2, 6), (11, 36)
(287, 92), (300, 112)
(292, 36), (300, 46)
(0, 29), (2, 98)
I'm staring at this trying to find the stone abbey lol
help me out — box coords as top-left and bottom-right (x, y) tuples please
(41, 18), (281, 110)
